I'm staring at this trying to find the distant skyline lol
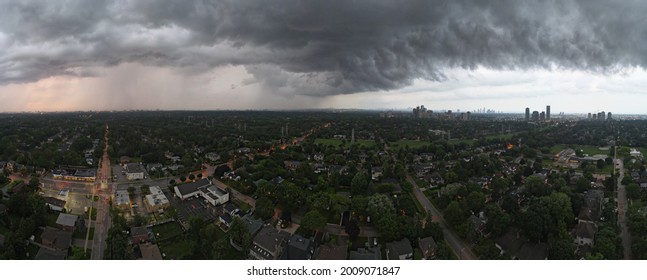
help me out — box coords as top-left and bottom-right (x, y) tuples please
(1, 1), (647, 113)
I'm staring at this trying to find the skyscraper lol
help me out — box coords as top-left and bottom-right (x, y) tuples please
(525, 107), (530, 121)
(607, 112), (612, 120)
(540, 111), (546, 122)
(532, 111), (539, 121)
(546, 105), (551, 120)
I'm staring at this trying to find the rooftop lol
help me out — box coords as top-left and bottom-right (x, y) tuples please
(386, 238), (413, 259)
(176, 178), (211, 196)
(56, 213), (78, 227)
(126, 163), (145, 173)
(139, 243), (163, 260)
(44, 196), (66, 208)
(35, 247), (67, 260)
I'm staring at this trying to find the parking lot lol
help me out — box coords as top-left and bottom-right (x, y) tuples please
(170, 196), (219, 229)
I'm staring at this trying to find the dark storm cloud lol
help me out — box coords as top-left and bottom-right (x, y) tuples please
(1, 0), (647, 95)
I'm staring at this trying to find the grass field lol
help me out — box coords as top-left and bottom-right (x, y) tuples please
(315, 138), (376, 148)
(484, 132), (516, 140)
(550, 144), (609, 156)
(73, 227), (94, 239)
(389, 140), (431, 149)
(448, 138), (475, 146)
(152, 221), (184, 241)
(158, 239), (194, 260)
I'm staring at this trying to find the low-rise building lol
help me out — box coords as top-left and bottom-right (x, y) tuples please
(174, 178), (211, 200)
(56, 213), (79, 231)
(201, 186), (229, 206)
(350, 245), (382, 260)
(131, 226), (149, 244)
(205, 152), (221, 162)
(41, 226), (73, 251)
(139, 243), (163, 260)
(282, 234), (315, 260)
(144, 186), (170, 213)
(126, 163), (145, 180)
(44, 197), (66, 212)
(249, 225), (291, 260)
(418, 236), (438, 260)
(386, 238), (413, 260)
(52, 168), (96, 182)
(35, 247), (67, 260)
(115, 190), (131, 210)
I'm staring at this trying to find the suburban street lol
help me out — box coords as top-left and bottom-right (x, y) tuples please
(407, 175), (476, 260)
(90, 124), (113, 260)
(616, 157), (632, 259)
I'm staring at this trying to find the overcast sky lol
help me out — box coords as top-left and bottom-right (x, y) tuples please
(1, 0), (646, 113)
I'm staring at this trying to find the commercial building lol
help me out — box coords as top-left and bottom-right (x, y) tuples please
(126, 163), (145, 180)
(144, 186), (170, 213)
(174, 178), (229, 206)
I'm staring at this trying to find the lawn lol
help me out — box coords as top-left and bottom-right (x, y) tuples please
(390, 140), (430, 149)
(315, 138), (376, 148)
(158, 239), (194, 260)
(448, 138), (475, 146)
(73, 227), (94, 240)
(235, 199), (252, 213)
(152, 221), (184, 241)
(484, 132), (516, 140)
(550, 144), (608, 156)
(45, 212), (59, 227)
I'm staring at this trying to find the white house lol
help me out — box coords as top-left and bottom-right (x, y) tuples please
(205, 152), (221, 162)
(201, 186), (229, 206)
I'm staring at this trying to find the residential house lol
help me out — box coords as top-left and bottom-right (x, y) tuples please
(281, 234), (315, 260)
(35, 247), (67, 260)
(249, 225), (291, 260)
(126, 163), (145, 180)
(386, 238), (413, 260)
(418, 236), (438, 260)
(371, 167), (383, 181)
(516, 243), (548, 260)
(205, 152), (221, 162)
(223, 202), (240, 216)
(574, 222), (597, 246)
(119, 156), (131, 164)
(144, 186), (170, 214)
(313, 153), (324, 162)
(495, 228), (527, 258)
(44, 197), (66, 212)
(219, 213), (233, 228)
(237, 147), (251, 154)
(40, 226), (73, 251)
(147, 163), (163, 172)
(284, 161), (302, 171)
(315, 239), (348, 260)
(469, 215), (487, 237)
(139, 243), (163, 260)
(131, 226), (149, 244)
(350, 245), (382, 260)
(56, 213), (80, 231)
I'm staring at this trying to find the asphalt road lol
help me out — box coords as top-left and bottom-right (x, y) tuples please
(407, 175), (476, 260)
(616, 158), (632, 259)
(90, 124), (113, 260)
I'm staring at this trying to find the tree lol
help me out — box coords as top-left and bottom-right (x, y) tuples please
(576, 177), (591, 193)
(367, 194), (395, 219)
(376, 213), (400, 242)
(465, 191), (485, 213)
(254, 197), (274, 221)
(189, 173), (196, 181)
(626, 183), (641, 200)
(596, 159), (605, 169)
(212, 238), (230, 260)
(300, 210), (327, 234)
(345, 219), (360, 239)
(229, 217), (252, 253)
(548, 237), (576, 260)
(179, 176), (186, 182)
(351, 173), (369, 195)
(444, 201), (465, 227)
(484, 204), (511, 237)
(525, 175), (546, 197)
